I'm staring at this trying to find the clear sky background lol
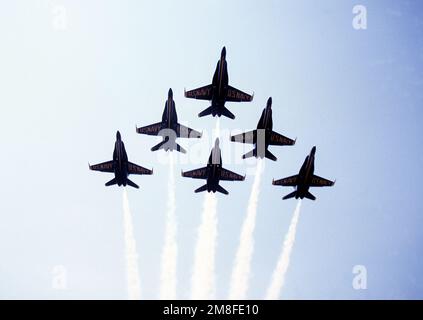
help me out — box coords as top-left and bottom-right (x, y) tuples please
(0, 0), (422, 299)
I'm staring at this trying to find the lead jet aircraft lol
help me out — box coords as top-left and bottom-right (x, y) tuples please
(89, 131), (153, 189)
(136, 88), (202, 153)
(272, 146), (335, 200)
(181, 138), (245, 194)
(184, 46), (253, 120)
(230, 97), (296, 161)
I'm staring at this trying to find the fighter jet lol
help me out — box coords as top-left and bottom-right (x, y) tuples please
(89, 131), (153, 189)
(184, 46), (253, 120)
(136, 88), (202, 153)
(181, 138), (245, 194)
(230, 97), (296, 161)
(272, 146), (335, 200)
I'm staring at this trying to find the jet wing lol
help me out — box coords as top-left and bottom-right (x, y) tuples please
(219, 167), (245, 181)
(181, 167), (208, 179)
(226, 85), (253, 102)
(230, 130), (256, 144)
(136, 122), (162, 136)
(272, 175), (298, 186)
(89, 161), (114, 173)
(310, 175), (335, 187)
(184, 85), (213, 100)
(128, 162), (153, 175)
(269, 131), (296, 146)
(176, 124), (202, 139)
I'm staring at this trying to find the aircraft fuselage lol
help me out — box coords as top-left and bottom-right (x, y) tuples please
(113, 133), (129, 186)
(210, 48), (229, 115)
(205, 145), (223, 192)
(295, 147), (317, 198)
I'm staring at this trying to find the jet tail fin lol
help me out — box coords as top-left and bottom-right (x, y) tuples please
(304, 191), (316, 201)
(195, 184), (208, 193)
(105, 178), (117, 187)
(126, 179), (139, 189)
(216, 184), (229, 195)
(282, 190), (297, 200)
(265, 149), (277, 161)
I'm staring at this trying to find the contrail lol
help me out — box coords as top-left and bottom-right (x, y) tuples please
(228, 159), (264, 299)
(122, 189), (142, 300)
(159, 153), (178, 299)
(265, 200), (302, 300)
(190, 119), (220, 299)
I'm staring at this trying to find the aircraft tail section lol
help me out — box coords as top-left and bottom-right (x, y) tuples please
(151, 140), (167, 152)
(220, 106), (235, 120)
(242, 149), (256, 159)
(152, 140), (186, 153)
(282, 190), (297, 200)
(216, 184), (229, 195)
(265, 149), (277, 161)
(175, 143), (186, 154)
(126, 179), (139, 189)
(105, 178), (117, 187)
(199, 106), (214, 118)
(304, 191), (316, 201)
(195, 184), (208, 193)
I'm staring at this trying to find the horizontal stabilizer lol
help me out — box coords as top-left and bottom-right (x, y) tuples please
(199, 106), (214, 118)
(195, 184), (208, 193)
(151, 140), (167, 152)
(304, 191), (316, 201)
(242, 149), (256, 159)
(105, 178), (117, 187)
(265, 149), (277, 161)
(216, 184), (229, 195)
(220, 106), (235, 120)
(176, 143), (186, 154)
(282, 191), (297, 200)
(126, 179), (139, 189)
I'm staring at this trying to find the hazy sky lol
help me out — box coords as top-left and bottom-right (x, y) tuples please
(0, 0), (422, 299)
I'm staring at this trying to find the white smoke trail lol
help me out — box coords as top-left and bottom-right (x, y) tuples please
(265, 200), (302, 300)
(190, 119), (220, 299)
(190, 193), (218, 299)
(122, 189), (141, 300)
(228, 159), (264, 299)
(159, 153), (178, 299)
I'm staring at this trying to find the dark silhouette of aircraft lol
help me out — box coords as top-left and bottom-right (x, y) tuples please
(230, 97), (296, 161)
(136, 88), (202, 153)
(181, 138), (245, 194)
(184, 46), (253, 120)
(89, 131), (153, 189)
(272, 146), (335, 200)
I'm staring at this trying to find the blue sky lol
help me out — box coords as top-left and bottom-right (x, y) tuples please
(0, 0), (422, 299)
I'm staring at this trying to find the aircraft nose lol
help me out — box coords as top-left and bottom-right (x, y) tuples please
(311, 146), (316, 154)
(221, 46), (226, 58)
(215, 138), (220, 146)
(267, 97), (272, 108)
(168, 88), (173, 99)
(116, 131), (121, 140)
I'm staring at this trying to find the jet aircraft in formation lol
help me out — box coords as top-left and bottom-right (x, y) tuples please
(184, 46), (254, 120)
(230, 97), (296, 161)
(89, 47), (335, 200)
(272, 146), (335, 200)
(181, 138), (245, 195)
(89, 131), (153, 189)
(136, 88), (202, 153)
